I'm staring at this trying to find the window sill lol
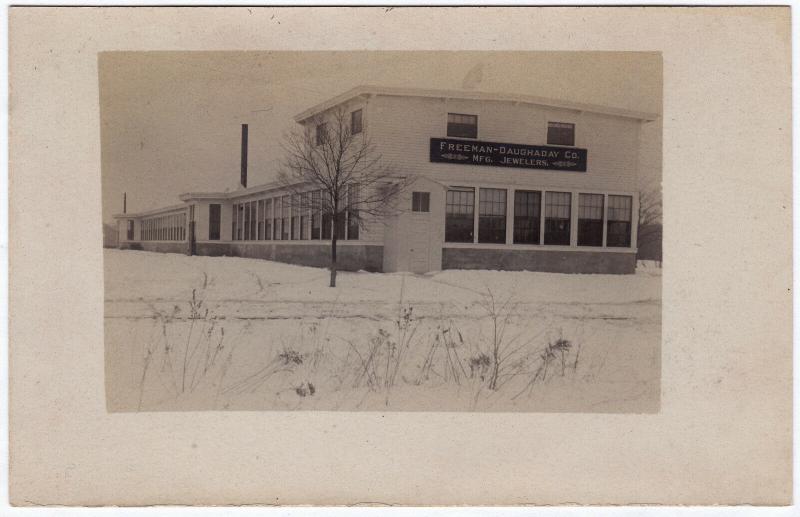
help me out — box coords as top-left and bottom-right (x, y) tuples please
(442, 242), (637, 253)
(206, 240), (371, 245)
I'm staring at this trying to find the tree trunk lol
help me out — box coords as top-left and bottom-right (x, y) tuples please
(329, 212), (338, 287)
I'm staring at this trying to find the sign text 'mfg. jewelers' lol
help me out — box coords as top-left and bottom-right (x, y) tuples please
(430, 138), (587, 172)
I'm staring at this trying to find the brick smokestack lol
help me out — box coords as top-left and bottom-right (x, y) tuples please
(240, 123), (248, 188)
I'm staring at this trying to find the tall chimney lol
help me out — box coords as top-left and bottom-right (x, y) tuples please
(123, 192), (127, 214)
(240, 123), (249, 188)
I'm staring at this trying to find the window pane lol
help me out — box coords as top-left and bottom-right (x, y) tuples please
(544, 191), (571, 245)
(299, 193), (308, 240)
(243, 202), (250, 241)
(322, 212), (332, 239)
(412, 192), (430, 213)
(513, 190), (541, 244)
(257, 200), (264, 240)
(445, 187), (475, 242)
(347, 184), (359, 240)
(265, 199), (272, 241)
(209, 204), (221, 240)
(291, 194), (299, 240)
(578, 193), (604, 247)
(478, 188), (506, 244)
(250, 202), (257, 240)
(335, 212), (346, 240)
(607, 195), (632, 247)
(316, 123), (327, 145)
(311, 191), (321, 240)
(273, 198), (281, 240)
(282, 195), (290, 240)
(547, 121), (575, 146)
(232, 204), (237, 241)
(351, 109), (362, 134)
(447, 112), (478, 139)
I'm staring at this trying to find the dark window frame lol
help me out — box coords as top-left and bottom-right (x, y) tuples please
(447, 112), (478, 139)
(311, 190), (322, 240)
(315, 122), (327, 146)
(478, 188), (507, 244)
(577, 193), (604, 247)
(607, 195), (633, 248)
(208, 203), (221, 241)
(412, 192), (430, 212)
(346, 184), (360, 241)
(513, 190), (541, 245)
(281, 195), (290, 240)
(445, 187), (475, 243)
(351, 109), (363, 135)
(544, 191), (572, 246)
(264, 198), (273, 241)
(547, 121), (575, 146)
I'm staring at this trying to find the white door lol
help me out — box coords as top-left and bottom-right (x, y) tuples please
(408, 212), (431, 273)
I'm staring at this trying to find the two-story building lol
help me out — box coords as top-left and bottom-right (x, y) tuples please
(115, 85), (658, 274)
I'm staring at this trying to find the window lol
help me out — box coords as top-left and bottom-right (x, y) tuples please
(346, 184), (359, 240)
(243, 202), (251, 241)
(445, 187), (475, 243)
(257, 200), (264, 240)
(447, 113), (477, 139)
(479, 188), (507, 244)
(281, 195), (290, 240)
(291, 194), (300, 240)
(265, 199), (273, 240)
(250, 202), (257, 241)
(315, 123), (327, 146)
(514, 190), (541, 244)
(351, 109), (363, 135)
(578, 194), (604, 247)
(273, 198), (281, 240)
(127, 220), (134, 241)
(299, 193), (308, 240)
(607, 195), (633, 247)
(311, 191), (322, 240)
(322, 211), (332, 239)
(412, 192), (430, 212)
(547, 122), (575, 146)
(232, 204), (238, 241)
(209, 204), (221, 240)
(335, 211), (346, 240)
(544, 191), (571, 245)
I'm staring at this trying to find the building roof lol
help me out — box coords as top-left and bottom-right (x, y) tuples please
(112, 202), (188, 220)
(294, 85), (660, 123)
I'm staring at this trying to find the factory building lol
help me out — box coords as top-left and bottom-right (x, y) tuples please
(115, 86), (657, 274)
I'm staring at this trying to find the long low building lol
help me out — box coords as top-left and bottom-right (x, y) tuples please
(114, 85), (658, 274)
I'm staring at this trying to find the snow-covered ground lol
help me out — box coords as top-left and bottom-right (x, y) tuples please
(104, 249), (661, 412)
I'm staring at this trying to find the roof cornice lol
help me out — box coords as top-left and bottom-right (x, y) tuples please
(293, 85), (660, 123)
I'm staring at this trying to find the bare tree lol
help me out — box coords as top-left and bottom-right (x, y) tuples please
(278, 108), (411, 287)
(637, 187), (663, 263)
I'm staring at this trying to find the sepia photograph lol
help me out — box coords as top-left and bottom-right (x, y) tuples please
(102, 51), (663, 413)
(9, 6), (791, 508)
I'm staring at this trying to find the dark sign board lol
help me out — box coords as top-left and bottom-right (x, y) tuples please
(430, 137), (587, 172)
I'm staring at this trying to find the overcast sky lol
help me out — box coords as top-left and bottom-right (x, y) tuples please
(100, 51), (662, 223)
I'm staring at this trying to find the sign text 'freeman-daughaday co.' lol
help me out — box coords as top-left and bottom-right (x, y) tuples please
(430, 138), (588, 172)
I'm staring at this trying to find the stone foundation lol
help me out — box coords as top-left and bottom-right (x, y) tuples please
(442, 247), (636, 274)
(195, 242), (384, 272)
(120, 241), (188, 254)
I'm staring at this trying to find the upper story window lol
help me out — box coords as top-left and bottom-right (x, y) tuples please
(447, 113), (478, 139)
(315, 122), (328, 146)
(547, 121), (575, 146)
(412, 192), (430, 212)
(351, 109), (363, 135)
